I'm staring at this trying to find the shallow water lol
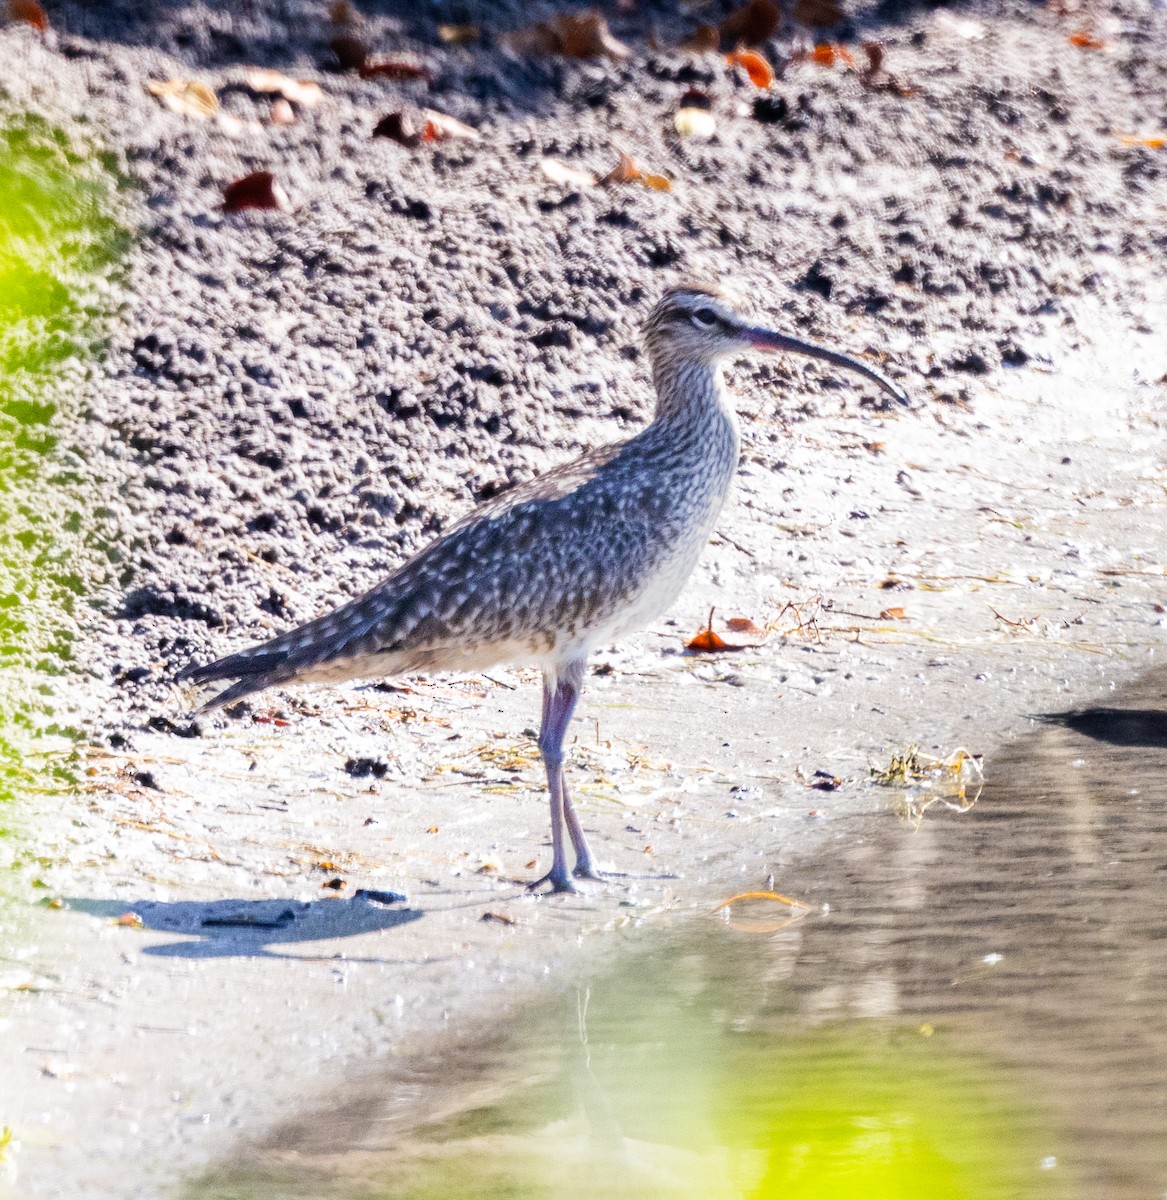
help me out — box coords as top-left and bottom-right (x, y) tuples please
(187, 668), (1167, 1199)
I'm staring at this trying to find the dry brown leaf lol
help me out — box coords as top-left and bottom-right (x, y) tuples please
(792, 0), (844, 27)
(359, 58), (433, 82)
(599, 150), (672, 191)
(539, 157), (597, 187)
(511, 10), (631, 60)
(675, 107), (717, 138)
(426, 824), (439, 833)
(8, 0), (48, 30)
(726, 48), (774, 88)
(879, 606), (907, 620)
(725, 616), (765, 633)
(1068, 29), (1105, 49)
(423, 108), (480, 141)
(328, 0), (362, 25)
(244, 68), (323, 108)
(438, 23), (479, 45)
(373, 111), (422, 146)
(222, 171), (290, 213)
(864, 440), (886, 452)
(686, 609), (767, 651)
(147, 79), (219, 120)
(680, 24), (721, 52)
(809, 42), (858, 68)
(720, 0), (779, 46)
(330, 34), (370, 71)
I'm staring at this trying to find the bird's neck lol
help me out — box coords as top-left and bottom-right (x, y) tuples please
(649, 357), (733, 428)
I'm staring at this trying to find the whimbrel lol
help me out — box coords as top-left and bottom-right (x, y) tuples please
(178, 285), (908, 892)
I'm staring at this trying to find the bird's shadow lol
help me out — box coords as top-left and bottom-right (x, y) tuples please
(65, 892), (420, 960)
(1036, 707), (1167, 750)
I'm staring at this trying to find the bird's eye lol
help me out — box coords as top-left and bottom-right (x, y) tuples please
(690, 307), (719, 329)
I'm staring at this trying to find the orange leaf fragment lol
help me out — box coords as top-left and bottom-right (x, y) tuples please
(8, 0), (48, 30)
(726, 48), (774, 88)
(1118, 134), (1165, 148)
(687, 625), (729, 652)
(1068, 30), (1105, 49)
(116, 911), (144, 928)
(599, 150), (672, 192)
(725, 616), (764, 633)
(720, 0), (779, 46)
(427, 824), (440, 833)
(422, 108), (480, 141)
(222, 171), (290, 212)
(359, 58), (433, 82)
(811, 42), (836, 66)
(880, 606), (907, 620)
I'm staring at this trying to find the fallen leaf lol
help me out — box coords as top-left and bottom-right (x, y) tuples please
(879, 606), (907, 620)
(330, 34), (370, 71)
(726, 48), (774, 88)
(720, 0), (779, 46)
(269, 98), (296, 124)
(793, 0), (844, 27)
(373, 110), (422, 145)
(426, 824), (440, 833)
(548, 10), (632, 59)
(675, 107), (717, 138)
(539, 157), (597, 187)
(686, 624), (729, 652)
(147, 78), (219, 120)
(328, 0), (362, 25)
(359, 58), (433, 82)
(1118, 134), (1165, 148)
(864, 440), (886, 453)
(8, 0), (47, 30)
(482, 911), (517, 924)
(244, 68), (323, 108)
(601, 149), (641, 183)
(116, 911), (144, 927)
(599, 149), (673, 191)
(476, 855), (504, 875)
(1068, 30), (1105, 49)
(680, 24), (721, 52)
(808, 42), (858, 67)
(686, 608), (768, 651)
(511, 10), (632, 60)
(423, 108), (480, 141)
(438, 23), (479, 45)
(222, 171), (290, 212)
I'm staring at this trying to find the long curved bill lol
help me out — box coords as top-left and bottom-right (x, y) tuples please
(746, 326), (910, 407)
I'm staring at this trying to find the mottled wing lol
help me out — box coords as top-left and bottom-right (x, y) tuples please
(178, 440), (639, 708)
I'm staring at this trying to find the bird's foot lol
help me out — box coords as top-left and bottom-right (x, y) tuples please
(572, 862), (606, 883)
(527, 869), (578, 895)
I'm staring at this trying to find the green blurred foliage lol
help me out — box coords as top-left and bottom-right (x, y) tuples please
(0, 108), (127, 806)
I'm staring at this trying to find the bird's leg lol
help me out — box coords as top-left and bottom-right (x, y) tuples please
(530, 659), (590, 893)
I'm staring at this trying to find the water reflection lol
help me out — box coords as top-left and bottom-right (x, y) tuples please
(191, 672), (1167, 1197)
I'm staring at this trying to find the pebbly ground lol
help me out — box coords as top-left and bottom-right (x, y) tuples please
(0, 0), (1166, 1195)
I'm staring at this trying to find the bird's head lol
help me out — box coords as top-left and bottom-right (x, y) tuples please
(643, 282), (909, 407)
